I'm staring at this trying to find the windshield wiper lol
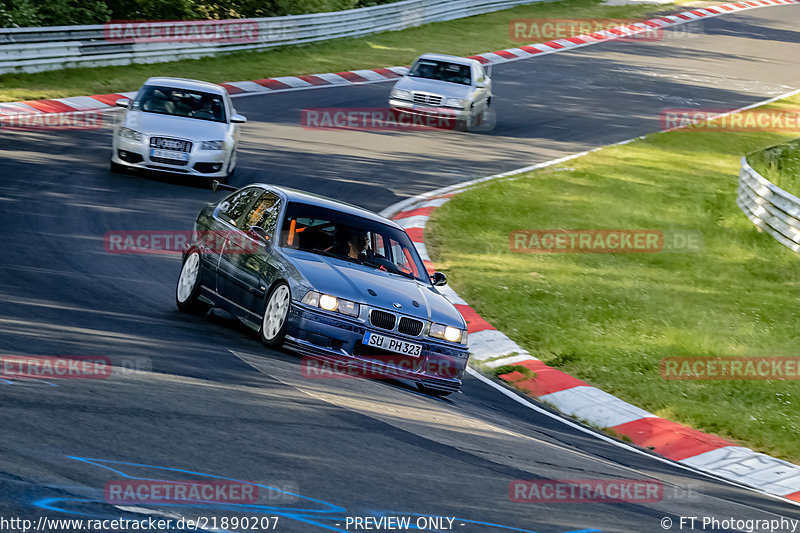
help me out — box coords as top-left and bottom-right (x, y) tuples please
(357, 257), (416, 280)
(308, 249), (417, 279)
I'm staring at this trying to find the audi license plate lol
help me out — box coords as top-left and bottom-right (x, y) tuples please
(150, 148), (190, 161)
(363, 331), (422, 357)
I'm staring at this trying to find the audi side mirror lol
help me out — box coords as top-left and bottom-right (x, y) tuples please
(115, 98), (131, 108)
(231, 113), (247, 124)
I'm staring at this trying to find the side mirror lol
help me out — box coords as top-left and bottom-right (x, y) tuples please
(248, 226), (270, 244)
(212, 180), (237, 193)
(431, 272), (447, 286)
(115, 98), (131, 108)
(475, 81), (487, 88)
(231, 113), (247, 124)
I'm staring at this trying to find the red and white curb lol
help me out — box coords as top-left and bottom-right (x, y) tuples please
(380, 158), (800, 505)
(1, 0), (798, 118)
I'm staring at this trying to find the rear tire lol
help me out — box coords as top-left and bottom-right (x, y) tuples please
(176, 251), (210, 314)
(261, 282), (291, 348)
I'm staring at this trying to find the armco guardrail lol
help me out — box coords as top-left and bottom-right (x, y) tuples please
(737, 155), (800, 253)
(0, 0), (537, 74)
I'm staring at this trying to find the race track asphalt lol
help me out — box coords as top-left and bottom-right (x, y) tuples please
(1, 6), (800, 532)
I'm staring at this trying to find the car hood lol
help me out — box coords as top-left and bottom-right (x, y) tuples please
(123, 111), (230, 140)
(393, 77), (473, 99)
(284, 249), (465, 328)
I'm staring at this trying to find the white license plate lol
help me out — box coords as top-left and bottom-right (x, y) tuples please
(150, 148), (189, 161)
(413, 105), (439, 114)
(363, 331), (422, 357)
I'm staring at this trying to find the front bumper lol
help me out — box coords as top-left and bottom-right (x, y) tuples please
(389, 99), (468, 120)
(112, 136), (230, 178)
(286, 303), (469, 393)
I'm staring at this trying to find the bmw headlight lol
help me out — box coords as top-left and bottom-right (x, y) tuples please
(444, 97), (467, 108)
(302, 290), (360, 317)
(429, 323), (467, 344)
(391, 88), (412, 101)
(201, 140), (225, 150)
(119, 127), (143, 141)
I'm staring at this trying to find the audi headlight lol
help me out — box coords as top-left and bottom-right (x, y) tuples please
(201, 140), (225, 150)
(444, 97), (467, 108)
(391, 88), (412, 101)
(119, 127), (143, 141)
(302, 290), (360, 317)
(429, 323), (467, 344)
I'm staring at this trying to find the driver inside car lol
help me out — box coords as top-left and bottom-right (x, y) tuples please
(328, 229), (368, 259)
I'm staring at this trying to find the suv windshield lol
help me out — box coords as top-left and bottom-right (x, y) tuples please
(408, 59), (472, 86)
(281, 202), (429, 283)
(132, 85), (227, 123)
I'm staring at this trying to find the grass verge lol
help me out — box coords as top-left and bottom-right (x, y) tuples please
(748, 138), (800, 198)
(0, 0), (678, 102)
(427, 94), (800, 463)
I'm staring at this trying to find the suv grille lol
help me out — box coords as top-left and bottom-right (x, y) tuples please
(398, 317), (423, 336)
(413, 93), (443, 106)
(150, 137), (192, 152)
(370, 310), (396, 330)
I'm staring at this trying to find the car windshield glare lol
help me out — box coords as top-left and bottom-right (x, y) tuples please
(408, 59), (472, 86)
(281, 202), (429, 283)
(132, 85), (227, 123)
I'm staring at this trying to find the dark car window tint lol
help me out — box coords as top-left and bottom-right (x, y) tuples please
(218, 188), (262, 227)
(408, 60), (472, 86)
(243, 192), (281, 236)
(281, 202), (429, 283)
(131, 85), (227, 123)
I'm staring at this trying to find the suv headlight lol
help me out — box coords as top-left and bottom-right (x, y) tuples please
(444, 97), (467, 108)
(302, 290), (360, 317)
(201, 140), (225, 150)
(119, 127), (143, 141)
(429, 323), (467, 344)
(391, 88), (412, 101)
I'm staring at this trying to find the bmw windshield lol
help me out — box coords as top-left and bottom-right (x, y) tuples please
(281, 202), (429, 283)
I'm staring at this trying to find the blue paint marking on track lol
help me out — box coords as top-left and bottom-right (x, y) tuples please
(0, 378), (57, 386)
(31, 457), (603, 533)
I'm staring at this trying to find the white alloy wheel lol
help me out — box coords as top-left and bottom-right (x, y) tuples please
(262, 284), (290, 343)
(177, 252), (200, 303)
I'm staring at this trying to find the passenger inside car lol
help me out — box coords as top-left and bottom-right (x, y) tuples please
(142, 89), (175, 114)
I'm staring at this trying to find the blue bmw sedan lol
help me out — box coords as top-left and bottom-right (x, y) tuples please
(176, 184), (470, 395)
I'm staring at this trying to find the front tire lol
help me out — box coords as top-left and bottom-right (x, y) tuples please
(261, 282), (290, 347)
(176, 251), (210, 314)
(456, 107), (475, 132)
